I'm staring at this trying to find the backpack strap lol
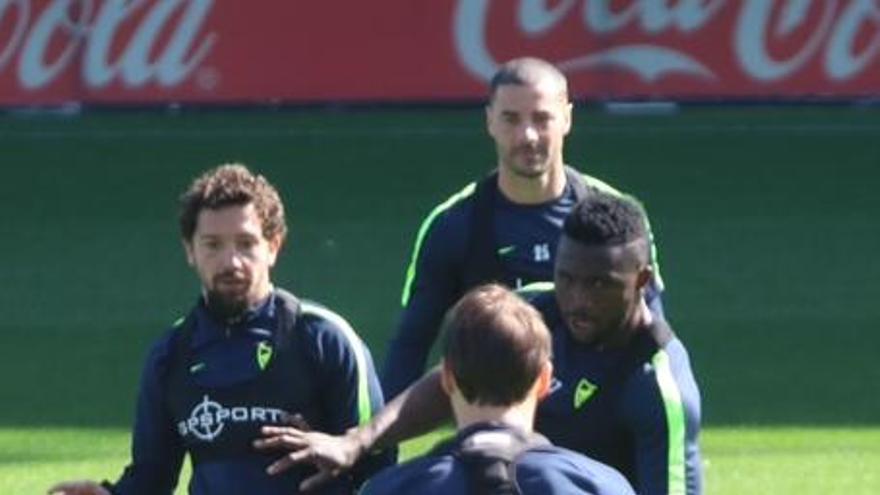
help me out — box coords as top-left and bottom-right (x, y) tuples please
(563, 165), (589, 201)
(453, 426), (551, 495)
(271, 288), (301, 349)
(462, 170), (504, 289)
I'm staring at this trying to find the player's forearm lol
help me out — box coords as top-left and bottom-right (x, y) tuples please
(351, 369), (450, 452)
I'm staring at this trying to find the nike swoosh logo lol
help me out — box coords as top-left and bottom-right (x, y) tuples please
(497, 245), (516, 256)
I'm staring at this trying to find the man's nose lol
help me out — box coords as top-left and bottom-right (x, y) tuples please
(519, 123), (539, 143)
(221, 247), (245, 269)
(571, 285), (595, 309)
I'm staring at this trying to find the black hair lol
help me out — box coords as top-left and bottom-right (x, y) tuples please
(563, 191), (648, 251)
(488, 57), (568, 102)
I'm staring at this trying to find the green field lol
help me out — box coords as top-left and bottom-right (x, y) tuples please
(1, 106), (878, 493)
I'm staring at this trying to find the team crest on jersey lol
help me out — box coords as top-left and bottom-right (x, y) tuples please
(573, 378), (598, 410)
(256, 341), (273, 370)
(177, 395), (288, 442)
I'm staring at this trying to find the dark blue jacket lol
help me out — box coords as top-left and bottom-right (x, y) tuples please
(382, 170), (665, 399)
(531, 291), (703, 495)
(361, 423), (636, 495)
(109, 290), (392, 494)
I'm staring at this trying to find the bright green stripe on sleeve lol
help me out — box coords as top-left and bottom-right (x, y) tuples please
(301, 303), (373, 425)
(652, 349), (687, 495)
(516, 281), (555, 298)
(400, 182), (477, 307)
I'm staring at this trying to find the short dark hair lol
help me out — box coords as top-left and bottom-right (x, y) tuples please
(179, 164), (287, 243)
(488, 57), (568, 102)
(563, 191), (649, 261)
(442, 284), (551, 406)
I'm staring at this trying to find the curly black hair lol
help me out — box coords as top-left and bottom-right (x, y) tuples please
(179, 164), (287, 243)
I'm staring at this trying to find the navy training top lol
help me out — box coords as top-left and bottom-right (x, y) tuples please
(531, 290), (703, 495)
(360, 422), (636, 495)
(382, 169), (665, 399)
(108, 289), (392, 495)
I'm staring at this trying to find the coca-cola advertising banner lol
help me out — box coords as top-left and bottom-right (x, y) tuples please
(1, 0), (879, 105)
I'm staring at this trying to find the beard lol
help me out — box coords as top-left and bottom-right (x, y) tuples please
(204, 272), (251, 322)
(504, 144), (550, 178)
(205, 289), (249, 322)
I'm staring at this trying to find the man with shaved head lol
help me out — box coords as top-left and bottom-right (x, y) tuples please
(382, 57), (667, 400)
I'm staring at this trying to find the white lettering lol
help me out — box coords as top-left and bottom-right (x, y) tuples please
(231, 407), (248, 421)
(519, 0), (577, 34)
(9, 0), (215, 90)
(176, 396), (291, 441)
(454, 0), (880, 86)
(19, 0), (90, 89)
(455, 0), (724, 82)
(736, 0), (838, 81)
(0, 0), (29, 71)
(83, 0), (142, 88)
(122, 0), (216, 88)
(825, 0), (880, 80)
(584, 0), (639, 33)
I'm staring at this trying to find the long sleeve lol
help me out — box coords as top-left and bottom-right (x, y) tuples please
(620, 341), (702, 495)
(110, 336), (185, 495)
(381, 193), (470, 400)
(300, 304), (396, 485)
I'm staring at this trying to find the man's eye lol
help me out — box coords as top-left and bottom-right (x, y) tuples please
(238, 239), (258, 251)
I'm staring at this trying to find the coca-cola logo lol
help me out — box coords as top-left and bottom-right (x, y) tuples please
(454, 0), (880, 84)
(0, 0), (217, 91)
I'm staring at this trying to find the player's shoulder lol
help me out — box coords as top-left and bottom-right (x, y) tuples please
(517, 445), (636, 494)
(142, 313), (190, 372)
(517, 282), (555, 302)
(418, 180), (479, 231)
(566, 166), (623, 195)
(297, 299), (359, 339)
(361, 452), (458, 495)
(294, 298), (370, 358)
(570, 166), (651, 210)
(516, 283), (559, 318)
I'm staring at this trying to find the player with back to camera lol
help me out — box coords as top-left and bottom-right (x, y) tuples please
(360, 283), (636, 495)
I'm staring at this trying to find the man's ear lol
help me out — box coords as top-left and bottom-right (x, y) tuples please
(485, 104), (496, 138)
(636, 264), (653, 292)
(266, 235), (283, 268)
(440, 359), (456, 397)
(182, 240), (195, 267)
(535, 361), (554, 401)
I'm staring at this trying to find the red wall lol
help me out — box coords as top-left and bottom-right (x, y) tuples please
(1, 0), (878, 104)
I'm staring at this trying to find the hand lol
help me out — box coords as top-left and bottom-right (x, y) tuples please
(254, 426), (365, 491)
(47, 480), (110, 495)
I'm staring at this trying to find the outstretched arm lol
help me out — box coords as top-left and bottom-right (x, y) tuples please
(256, 369), (450, 491)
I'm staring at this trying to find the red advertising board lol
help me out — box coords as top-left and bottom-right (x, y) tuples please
(0, 0), (878, 105)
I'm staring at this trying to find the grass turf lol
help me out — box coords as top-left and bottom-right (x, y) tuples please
(0, 106), (877, 491)
(3, 426), (878, 493)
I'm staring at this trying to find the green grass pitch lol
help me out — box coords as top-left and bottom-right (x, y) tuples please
(0, 106), (877, 493)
